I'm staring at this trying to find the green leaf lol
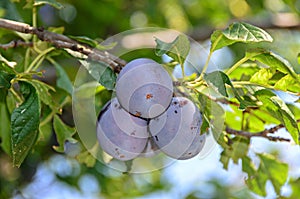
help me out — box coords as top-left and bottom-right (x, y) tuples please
(52, 61), (73, 95)
(274, 74), (300, 93)
(197, 93), (225, 142)
(0, 70), (15, 89)
(297, 53), (300, 65)
(223, 22), (273, 43)
(220, 136), (250, 169)
(19, 79), (56, 107)
(250, 51), (299, 80)
(204, 71), (232, 97)
(204, 71), (250, 109)
(53, 115), (76, 153)
(34, 0), (63, 9)
(255, 89), (299, 143)
(210, 22), (273, 52)
(155, 34), (190, 66)
(290, 178), (300, 199)
(0, 98), (11, 155)
(250, 68), (274, 85)
(210, 30), (236, 52)
(11, 82), (40, 167)
(243, 154), (288, 196)
(79, 60), (116, 90)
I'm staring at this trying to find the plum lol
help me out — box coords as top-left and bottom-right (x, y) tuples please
(96, 98), (148, 161)
(116, 58), (173, 119)
(149, 97), (205, 160)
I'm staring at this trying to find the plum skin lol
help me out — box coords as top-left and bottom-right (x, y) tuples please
(149, 97), (205, 160)
(96, 97), (148, 161)
(115, 58), (173, 119)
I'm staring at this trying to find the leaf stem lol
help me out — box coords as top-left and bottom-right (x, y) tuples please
(26, 47), (55, 72)
(226, 56), (249, 75)
(10, 87), (22, 103)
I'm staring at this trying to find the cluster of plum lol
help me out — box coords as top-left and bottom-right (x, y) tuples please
(96, 58), (206, 161)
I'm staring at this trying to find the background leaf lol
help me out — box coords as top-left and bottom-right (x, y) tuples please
(243, 154), (288, 196)
(0, 70), (15, 89)
(52, 61), (73, 95)
(155, 34), (190, 65)
(220, 136), (250, 169)
(53, 115), (76, 153)
(0, 97), (11, 155)
(79, 60), (116, 90)
(255, 89), (299, 143)
(11, 82), (40, 167)
(34, 0), (63, 9)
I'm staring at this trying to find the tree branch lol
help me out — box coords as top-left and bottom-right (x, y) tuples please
(0, 18), (126, 73)
(224, 120), (300, 142)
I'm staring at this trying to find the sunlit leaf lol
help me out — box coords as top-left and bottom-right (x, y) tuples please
(274, 75), (300, 93)
(53, 115), (76, 153)
(11, 82), (40, 167)
(155, 34), (190, 66)
(211, 22), (273, 52)
(250, 68), (274, 85)
(250, 51), (299, 80)
(223, 22), (273, 43)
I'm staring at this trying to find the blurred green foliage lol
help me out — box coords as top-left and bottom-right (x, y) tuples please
(0, 0), (300, 198)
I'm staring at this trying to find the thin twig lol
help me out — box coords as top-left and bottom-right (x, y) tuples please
(0, 18), (126, 72)
(0, 40), (33, 50)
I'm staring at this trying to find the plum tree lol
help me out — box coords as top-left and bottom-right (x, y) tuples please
(149, 97), (205, 160)
(115, 58), (173, 119)
(96, 97), (148, 161)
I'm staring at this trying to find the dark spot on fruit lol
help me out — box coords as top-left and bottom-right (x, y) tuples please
(130, 131), (136, 136)
(174, 110), (178, 114)
(120, 155), (125, 158)
(114, 103), (118, 108)
(188, 152), (192, 155)
(135, 111), (141, 117)
(155, 136), (159, 141)
(146, 93), (153, 99)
